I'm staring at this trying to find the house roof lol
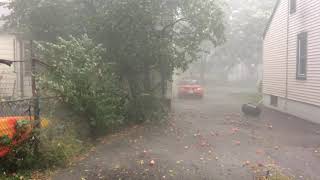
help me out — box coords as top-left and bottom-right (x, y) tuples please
(263, 0), (281, 39)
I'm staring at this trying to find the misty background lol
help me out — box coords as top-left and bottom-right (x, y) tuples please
(184, 0), (276, 84)
(0, 0), (277, 85)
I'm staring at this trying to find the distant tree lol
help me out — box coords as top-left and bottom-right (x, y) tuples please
(208, 0), (276, 73)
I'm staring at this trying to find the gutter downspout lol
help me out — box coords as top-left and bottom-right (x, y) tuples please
(285, 0), (290, 111)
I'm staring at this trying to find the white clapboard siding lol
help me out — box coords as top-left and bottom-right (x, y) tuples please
(0, 34), (16, 97)
(263, 0), (289, 98)
(287, 0), (320, 107)
(263, 0), (320, 107)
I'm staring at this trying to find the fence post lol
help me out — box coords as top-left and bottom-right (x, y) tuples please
(19, 40), (25, 98)
(30, 40), (41, 152)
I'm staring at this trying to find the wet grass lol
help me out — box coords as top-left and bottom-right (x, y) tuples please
(255, 165), (294, 180)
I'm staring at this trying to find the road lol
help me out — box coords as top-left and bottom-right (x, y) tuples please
(53, 83), (320, 180)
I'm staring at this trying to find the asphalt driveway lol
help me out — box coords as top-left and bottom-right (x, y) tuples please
(52, 83), (320, 180)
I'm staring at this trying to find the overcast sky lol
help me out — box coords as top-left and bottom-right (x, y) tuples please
(0, 0), (10, 16)
(0, 0), (9, 28)
(0, 0), (9, 16)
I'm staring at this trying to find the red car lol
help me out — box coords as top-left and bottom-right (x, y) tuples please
(177, 79), (204, 99)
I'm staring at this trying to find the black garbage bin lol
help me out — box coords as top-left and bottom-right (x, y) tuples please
(242, 103), (262, 116)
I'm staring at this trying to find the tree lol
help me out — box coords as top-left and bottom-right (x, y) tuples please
(2, 0), (225, 124)
(207, 0), (276, 74)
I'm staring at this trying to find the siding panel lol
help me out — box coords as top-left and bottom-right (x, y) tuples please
(263, 0), (320, 107)
(287, 0), (320, 107)
(0, 34), (16, 97)
(263, 0), (289, 98)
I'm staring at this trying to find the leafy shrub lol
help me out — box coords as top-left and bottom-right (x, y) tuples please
(0, 119), (86, 177)
(37, 35), (128, 135)
(127, 94), (170, 124)
(0, 135), (11, 146)
(0, 97), (92, 178)
(0, 120), (86, 180)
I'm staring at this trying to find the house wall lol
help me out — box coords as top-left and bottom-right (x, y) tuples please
(0, 34), (32, 99)
(263, 0), (289, 98)
(287, 0), (320, 107)
(14, 41), (33, 98)
(263, 94), (320, 124)
(0, 34), (17, 98)
(263, 0), (320, 123)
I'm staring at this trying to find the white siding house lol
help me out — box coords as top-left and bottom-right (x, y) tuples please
(0, 34), (17, 97)
(263, 0), (320, 123)
(0, 34), (32, 99)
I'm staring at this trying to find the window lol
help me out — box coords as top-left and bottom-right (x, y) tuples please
(270, 95), (278, 107)
(296, 32), (308, 80)
(290, 0), (296, 14)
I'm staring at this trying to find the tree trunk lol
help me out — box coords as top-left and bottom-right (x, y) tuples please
(143, 62), (151, 93)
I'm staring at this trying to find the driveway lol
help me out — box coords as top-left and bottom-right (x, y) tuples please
(52, 83), (320, 180)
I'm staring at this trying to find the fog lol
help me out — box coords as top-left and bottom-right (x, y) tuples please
(184, 0), (276, 84)
(0, 0), (319, 179)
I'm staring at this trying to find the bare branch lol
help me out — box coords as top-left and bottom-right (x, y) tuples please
(0, 59), (24, 66)
(32, 58), (51, 68)
(161, 17), (188, 33)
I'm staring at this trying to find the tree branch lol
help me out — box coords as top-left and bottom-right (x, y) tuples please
(0, 59), (24, 66)
(161, 17), (188, 33)
(32, 58), (52, 68)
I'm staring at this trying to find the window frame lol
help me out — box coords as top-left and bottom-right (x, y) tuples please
(290, 0), (297, 14)
(296, 32), (308, 80)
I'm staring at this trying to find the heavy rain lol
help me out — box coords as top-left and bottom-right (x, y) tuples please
(0, 0), (319, 179)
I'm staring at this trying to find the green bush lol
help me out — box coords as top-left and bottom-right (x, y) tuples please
(0, 122), (85, 171)
(0, 98), (91, 179)
(38, 35), (128, 135)
(127, 94), (170, 124)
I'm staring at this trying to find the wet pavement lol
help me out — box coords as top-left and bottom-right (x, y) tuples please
(52, 84), (320, 180)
